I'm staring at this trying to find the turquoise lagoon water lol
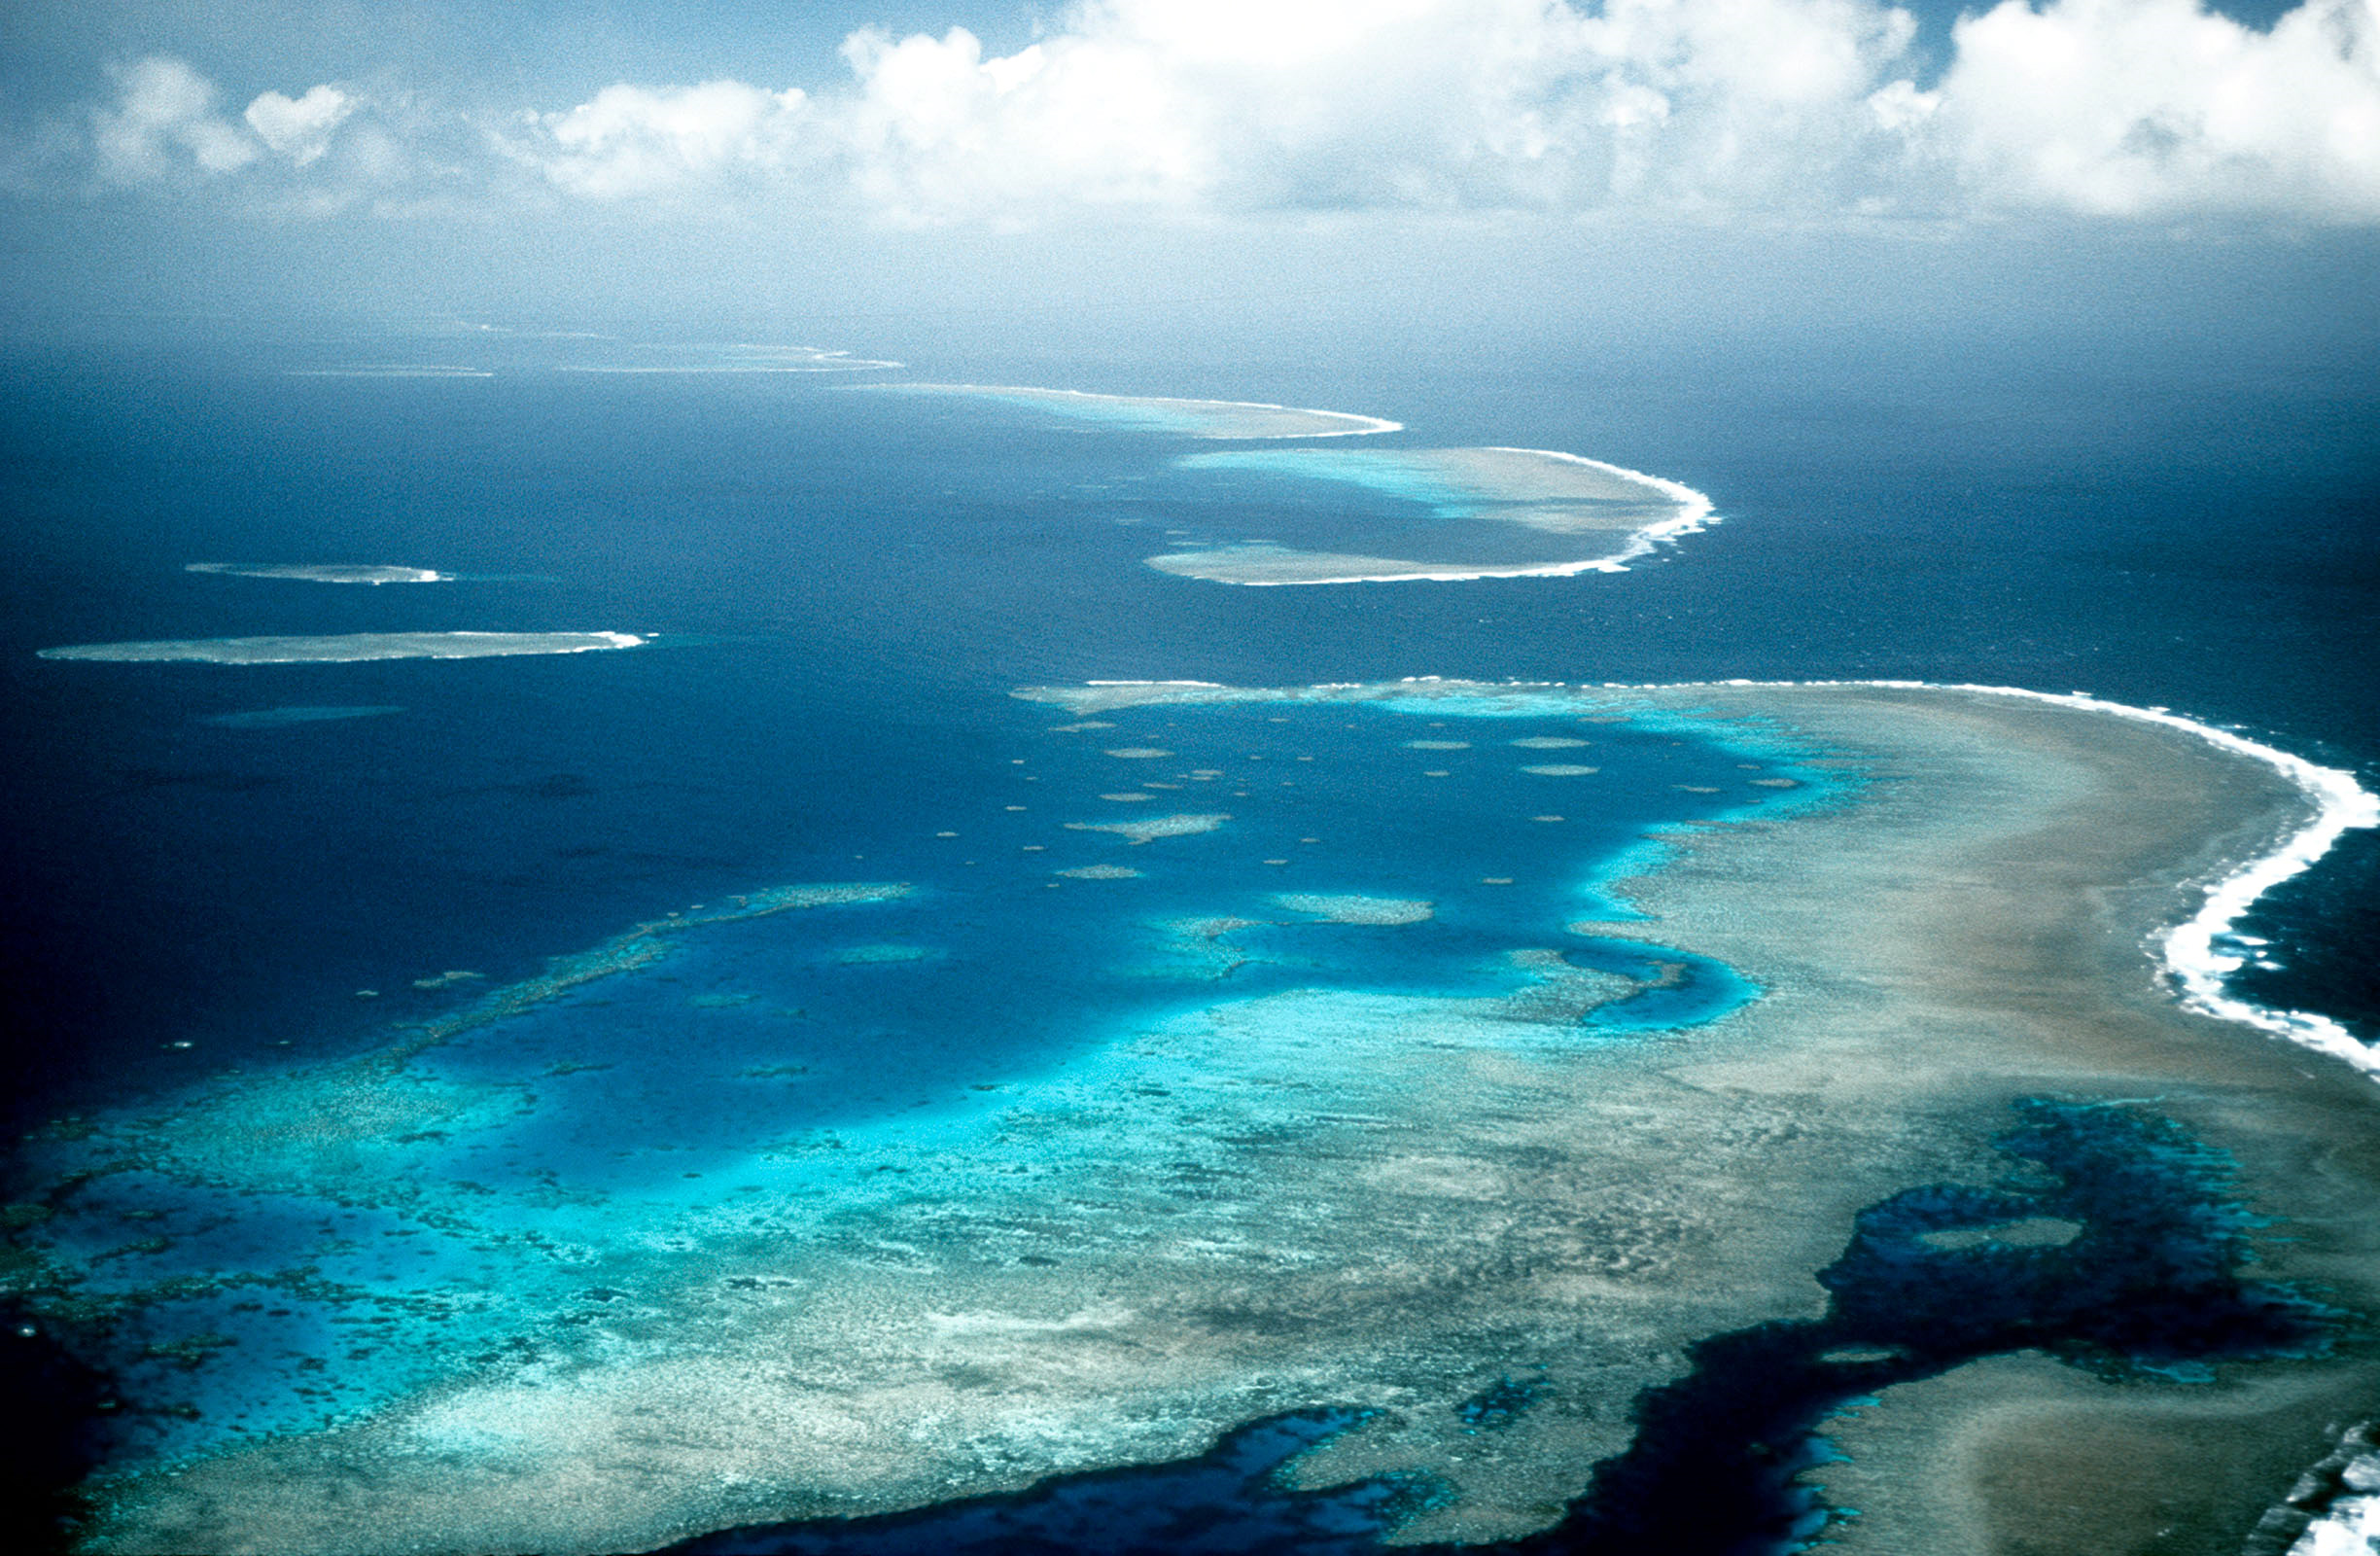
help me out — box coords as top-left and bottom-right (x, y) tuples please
(18, 685), (1809, 1470)
(2, 331), (2375, 1550)
(1164, 450), (1642, 571)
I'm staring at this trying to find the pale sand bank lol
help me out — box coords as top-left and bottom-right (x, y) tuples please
(880, 384), (1400, 440)
(40, 631), (644, 664)
(1273, 893), (1435, 926)
(71, 685), (2380, 1556)
(186, 563), (446, 584)
(1152, 446), (1714, 584)
(1062, 812), (1230, 844)
(1810, 1353), (2370, 1555)
(1179, 445), (1689, 526)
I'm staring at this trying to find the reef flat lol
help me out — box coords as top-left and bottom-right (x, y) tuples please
(1810, 1353), (2362, 1555)
(1154, 447), (1712, 584)
(39, 631), (644, 663)
(185, 563), (447, 584)
(877, 384), (1402, 439)
(862, 386), (1714, 585)
(33, 683), (2380, 1556)
(1061, 811), (1231, 844)
(1273, 893), (1435, 926)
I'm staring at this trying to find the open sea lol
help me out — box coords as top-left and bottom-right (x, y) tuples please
(1, 318), (2375, 1551)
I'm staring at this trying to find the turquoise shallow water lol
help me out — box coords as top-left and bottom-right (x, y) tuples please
(1161, 449), (1671, 572)
(3, 336), (2374, 1551)
(16, 686), (1820, 1471)
(1180, 449), (1488, 512)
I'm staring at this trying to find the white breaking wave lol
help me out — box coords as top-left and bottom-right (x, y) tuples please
(1096, 673), (2378, 1068)
(1206, 447), (1718, 585)
(2291, 1472), (2380, 1554)
(1706, 679), (2380, 1075)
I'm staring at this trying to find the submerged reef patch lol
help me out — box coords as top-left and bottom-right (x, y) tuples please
(650, 1102), (2331, 1556)
(1063, 812), (1231, 844)
(1539, 1099), (2340, 1555)
(878, 384), (1400, 440)
(1273, 894), (1434, 926)
(17, 682), (2380, 1556)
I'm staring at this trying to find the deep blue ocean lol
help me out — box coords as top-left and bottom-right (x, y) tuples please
(1, 320), (2374, 1551)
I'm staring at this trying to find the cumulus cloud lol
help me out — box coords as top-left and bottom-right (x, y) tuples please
(1942, 0), (2380, 219)
(44, 0), (2380, 224)
(92, 55), (260, 182)
(244, 84), (354, 166)
(537, 81), (814, 196)
(818, 0), (1933, 219)
(535, 0), (2380, 223)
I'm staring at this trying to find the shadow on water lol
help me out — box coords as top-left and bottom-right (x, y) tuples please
(0, 1301), (108, 1556)
(665, 1099), (2340, 1556)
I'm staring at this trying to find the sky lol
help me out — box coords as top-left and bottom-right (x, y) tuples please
(0, 0), (2373, 344)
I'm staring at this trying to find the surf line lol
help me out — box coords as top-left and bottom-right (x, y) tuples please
(1193, 450), (1717, 585)
(1680, 679), (2380, 1076)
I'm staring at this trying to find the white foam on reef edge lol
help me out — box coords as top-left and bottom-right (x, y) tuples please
(1692, 679), (2380, 1076)
(2293, 1482), (2380, 1554)
(1194, 448), (1717, 585)
(1041, 674), (2377, 1077)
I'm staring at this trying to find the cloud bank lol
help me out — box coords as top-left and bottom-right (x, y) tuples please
(31, 0), (2380, 225)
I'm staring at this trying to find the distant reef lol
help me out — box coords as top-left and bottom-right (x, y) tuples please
(40, 631), (644, 664)
(186, 563), (446, 584)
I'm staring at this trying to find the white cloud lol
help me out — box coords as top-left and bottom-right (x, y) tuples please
(833, 24), (1215, 219)
(1940, 0), (2380, 219)
(538, 80), (813, 196)
(92, 55), (260, 182)
(245, 85), (355, 166)
(822, 0), (1934, 221)
(46, 1), (2380, 224)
